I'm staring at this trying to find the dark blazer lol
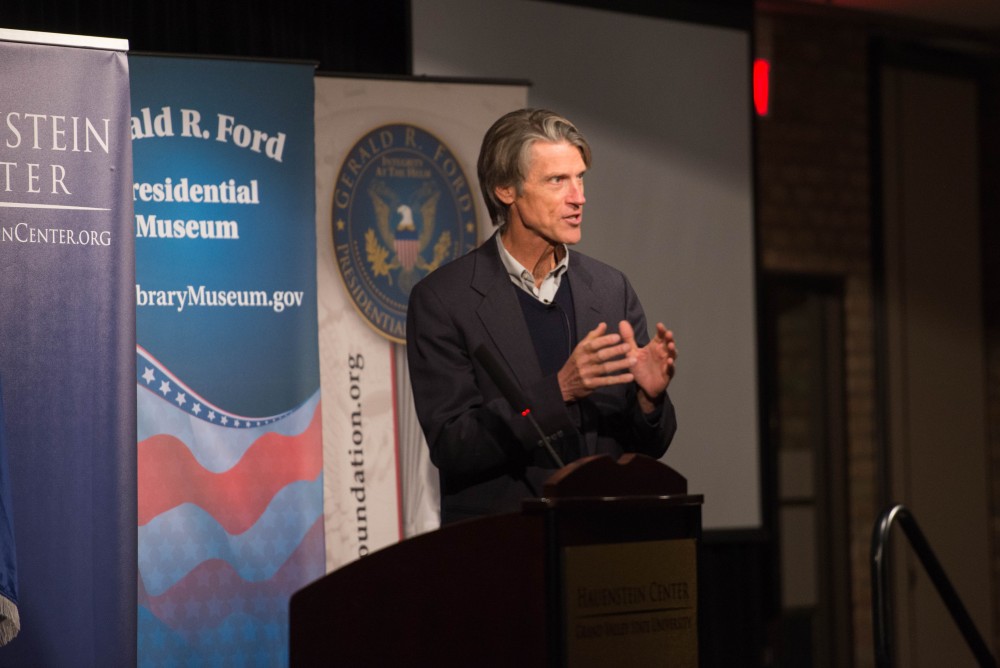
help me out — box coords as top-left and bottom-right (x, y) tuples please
(406, 232), (676, 524)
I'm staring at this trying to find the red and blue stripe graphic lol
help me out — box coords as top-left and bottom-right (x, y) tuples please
(136, 347), (324, 666)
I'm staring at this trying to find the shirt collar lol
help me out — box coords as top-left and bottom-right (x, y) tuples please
(495, 233), (569, 302)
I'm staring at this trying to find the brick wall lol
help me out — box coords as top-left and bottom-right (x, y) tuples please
(756, 13), (879, 668)
(757, 9), (1000, 667)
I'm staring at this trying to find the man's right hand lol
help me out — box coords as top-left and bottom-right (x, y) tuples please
(557, 322), (636, 402)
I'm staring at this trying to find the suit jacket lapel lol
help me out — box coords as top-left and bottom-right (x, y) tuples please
(568, 253), (604, 340)
(472, 233), (542, 388)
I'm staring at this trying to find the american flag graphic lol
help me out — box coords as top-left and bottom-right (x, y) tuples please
(135, 347), (324, 666)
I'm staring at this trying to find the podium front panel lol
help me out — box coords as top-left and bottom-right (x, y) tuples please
(542, 497), (703, 667)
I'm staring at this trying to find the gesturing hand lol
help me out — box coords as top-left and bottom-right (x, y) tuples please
(557, 322), (636, 402)
(619, 320), (677, 413)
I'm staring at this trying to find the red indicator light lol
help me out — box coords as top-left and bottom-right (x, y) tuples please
(754, 58), (770, 117)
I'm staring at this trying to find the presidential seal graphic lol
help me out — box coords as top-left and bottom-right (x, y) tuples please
(333, 124), (478, 343)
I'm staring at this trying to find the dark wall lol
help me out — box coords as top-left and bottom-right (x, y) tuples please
(3, 0), (752, 72)
(3, 0), (411, 73)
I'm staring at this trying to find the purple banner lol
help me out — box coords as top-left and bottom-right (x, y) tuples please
(0, 36), (136, 667)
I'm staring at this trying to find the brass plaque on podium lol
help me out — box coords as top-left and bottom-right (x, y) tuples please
(563, 539), (697, 667)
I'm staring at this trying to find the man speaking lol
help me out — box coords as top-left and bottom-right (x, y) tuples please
(406, 109), (678, 524)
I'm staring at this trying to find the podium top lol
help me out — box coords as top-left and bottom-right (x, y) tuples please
(537, 453), (700, 502)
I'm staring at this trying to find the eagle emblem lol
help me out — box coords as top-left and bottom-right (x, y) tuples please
(365, 179), (453, 295)
(332, 123), (478, 343)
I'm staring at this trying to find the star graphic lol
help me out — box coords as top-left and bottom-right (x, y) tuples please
(159, 380), (171, 396)
(208, 411), (216, 421)
(192, 403), (202, 416)
(221, 416), (229, 426)
(142, 367), (155, 385)
(336, 219), (345, 231)
(174, 392), (186, 407)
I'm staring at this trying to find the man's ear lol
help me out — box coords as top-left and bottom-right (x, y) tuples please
(495, 184), (516, 205)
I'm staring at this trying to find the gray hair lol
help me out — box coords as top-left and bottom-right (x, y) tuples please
(476, 108), (592, 228)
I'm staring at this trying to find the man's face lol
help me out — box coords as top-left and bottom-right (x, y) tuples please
(499, 140), (587, 246)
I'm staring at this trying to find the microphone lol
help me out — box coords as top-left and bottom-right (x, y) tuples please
(473, 344), (566, 469)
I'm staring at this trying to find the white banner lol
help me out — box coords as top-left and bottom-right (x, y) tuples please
(315, 76), (527, 571)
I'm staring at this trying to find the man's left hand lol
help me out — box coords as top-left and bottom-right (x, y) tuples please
(619, 320), (677, 414)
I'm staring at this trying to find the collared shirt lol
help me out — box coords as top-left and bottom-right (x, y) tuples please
(495, 233), (570, 304)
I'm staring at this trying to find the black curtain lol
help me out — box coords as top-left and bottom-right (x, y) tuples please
(2, 0), (411, 74)
(1, 0), (753, 77)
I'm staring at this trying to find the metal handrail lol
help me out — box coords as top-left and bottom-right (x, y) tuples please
(871, 503), (996, 667)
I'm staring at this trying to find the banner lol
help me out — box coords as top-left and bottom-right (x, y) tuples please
(0, 32), (136, 667)
(315, 76), (527, 570)
(130, 56), (322, 666)
(0, 380), (15, 647)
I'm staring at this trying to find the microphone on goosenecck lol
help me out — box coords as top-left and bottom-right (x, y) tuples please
(473, 344), (566, 469)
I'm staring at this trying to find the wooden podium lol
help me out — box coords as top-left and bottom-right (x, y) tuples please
(289, 454), (703, 667)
